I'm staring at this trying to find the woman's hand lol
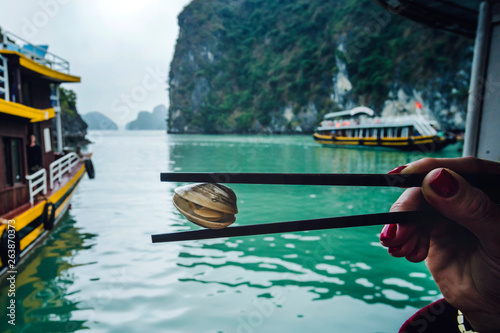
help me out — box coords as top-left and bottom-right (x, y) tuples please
(380, 157), (500, 332)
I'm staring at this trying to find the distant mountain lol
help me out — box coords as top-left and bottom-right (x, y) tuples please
(82, 112), (118, 130)
(126, 104), (167, 130)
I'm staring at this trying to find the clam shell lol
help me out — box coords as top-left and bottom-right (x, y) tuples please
(173, 193), (236, 229)
(174, 183), (238, 214)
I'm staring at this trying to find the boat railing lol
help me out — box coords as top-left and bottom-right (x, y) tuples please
(320, 114), (439, 136)
(26, 168), (47, 205)
(411, 115), (438, 136)
(49, 152), (79, 189)
(0, 31), (70, 74)
(0, 53), (9, 102)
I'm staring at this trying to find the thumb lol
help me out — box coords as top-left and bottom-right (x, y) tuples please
(421, 168), (500, 250)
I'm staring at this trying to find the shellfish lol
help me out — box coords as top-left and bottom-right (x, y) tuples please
(173, 183), (238, 229)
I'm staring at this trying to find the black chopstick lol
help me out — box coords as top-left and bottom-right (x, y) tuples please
(160, 172), (498, 190)
(151, 210), (439, 243)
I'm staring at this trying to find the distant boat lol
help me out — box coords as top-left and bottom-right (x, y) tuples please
(313, 106), (456, 151)
(0, 31), (94, 279)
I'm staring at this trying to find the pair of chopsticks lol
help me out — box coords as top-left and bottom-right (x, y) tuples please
(151, 172), (499, 243)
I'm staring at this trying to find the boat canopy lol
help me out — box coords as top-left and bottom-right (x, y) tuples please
(0, 99), (55, 122)
(323, 107), (375, 120)
(373, 0), (481, 37)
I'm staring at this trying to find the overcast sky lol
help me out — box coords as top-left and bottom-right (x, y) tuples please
(1, 0), (192, 128)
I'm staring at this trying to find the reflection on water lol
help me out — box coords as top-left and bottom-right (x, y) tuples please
(164, 134), (459, 331)
(0, 212), (97, 333)
(0, 132), (461, 332)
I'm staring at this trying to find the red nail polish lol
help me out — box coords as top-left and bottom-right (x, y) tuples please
(388, 165), (407, 174)
(380, 224), (397, 241)
(389, 246), (401, 253)
(429, 169), (459, 198)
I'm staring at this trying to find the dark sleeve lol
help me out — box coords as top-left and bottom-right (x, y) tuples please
(33, 145), (42, 166)
(27, 145), (33, 169)
(28, 145), (43, 168)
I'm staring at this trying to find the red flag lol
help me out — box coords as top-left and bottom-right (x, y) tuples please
(415, 101), (423, 109)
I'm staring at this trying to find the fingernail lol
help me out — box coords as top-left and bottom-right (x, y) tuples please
(429, 169), (459, 198)
(389, 246), (401, 253)
(380, 224), (397, 241)
(388, 165), (407, 174)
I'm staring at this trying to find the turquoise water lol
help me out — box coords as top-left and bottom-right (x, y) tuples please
(0, 131), (462, 333)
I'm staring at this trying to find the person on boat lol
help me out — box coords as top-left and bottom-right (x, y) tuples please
(380, 157), (500, 332)
(27, 133), (43, 174)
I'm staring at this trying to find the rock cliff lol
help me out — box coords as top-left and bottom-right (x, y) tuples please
(55, 88), (89, 146)
(168, 0), (473, 134)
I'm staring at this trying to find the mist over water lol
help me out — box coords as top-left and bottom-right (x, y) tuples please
(0, 131), (462, 333)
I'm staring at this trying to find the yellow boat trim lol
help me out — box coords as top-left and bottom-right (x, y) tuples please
(4, 164), (85, 256)
(0, 50), (80, 83)
(315, 134), (443, 147)
(13, 203), (45, 231)
(0, 98), (55, 122)
(18, 175), (80, 253)
(314, 134), (332, 139)
(334, 137), (359, 141)
(381, 142), (411, 146)
(20, 224), (44, 251)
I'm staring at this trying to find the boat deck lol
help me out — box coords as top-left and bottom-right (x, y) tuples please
(1, 156), (87, 221)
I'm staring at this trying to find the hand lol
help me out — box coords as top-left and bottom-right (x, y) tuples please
(380, 157), (500, 332)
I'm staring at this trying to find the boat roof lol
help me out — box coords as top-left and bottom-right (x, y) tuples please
(373, 0), (491, 38)
(323, 106), (375, 119)
(0, 31), (80, 83)
(0, 50), (81, 83)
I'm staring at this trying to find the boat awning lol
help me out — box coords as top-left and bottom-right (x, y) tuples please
(373, 0), (482, 37)
(324, 106), (375, 120)
(0, 98), (55, 122)
(0, 50), (80, 83)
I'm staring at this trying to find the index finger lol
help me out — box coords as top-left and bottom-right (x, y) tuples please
(401, 157), (500, 175)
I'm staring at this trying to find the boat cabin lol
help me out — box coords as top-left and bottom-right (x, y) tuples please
(0, 31), (80, 216)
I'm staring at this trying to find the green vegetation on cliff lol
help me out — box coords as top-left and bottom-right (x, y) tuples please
(57, 87), (88, 145)
(168, 0), (473, 133)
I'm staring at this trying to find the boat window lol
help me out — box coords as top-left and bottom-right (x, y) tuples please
(3, 137), (24, 186)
